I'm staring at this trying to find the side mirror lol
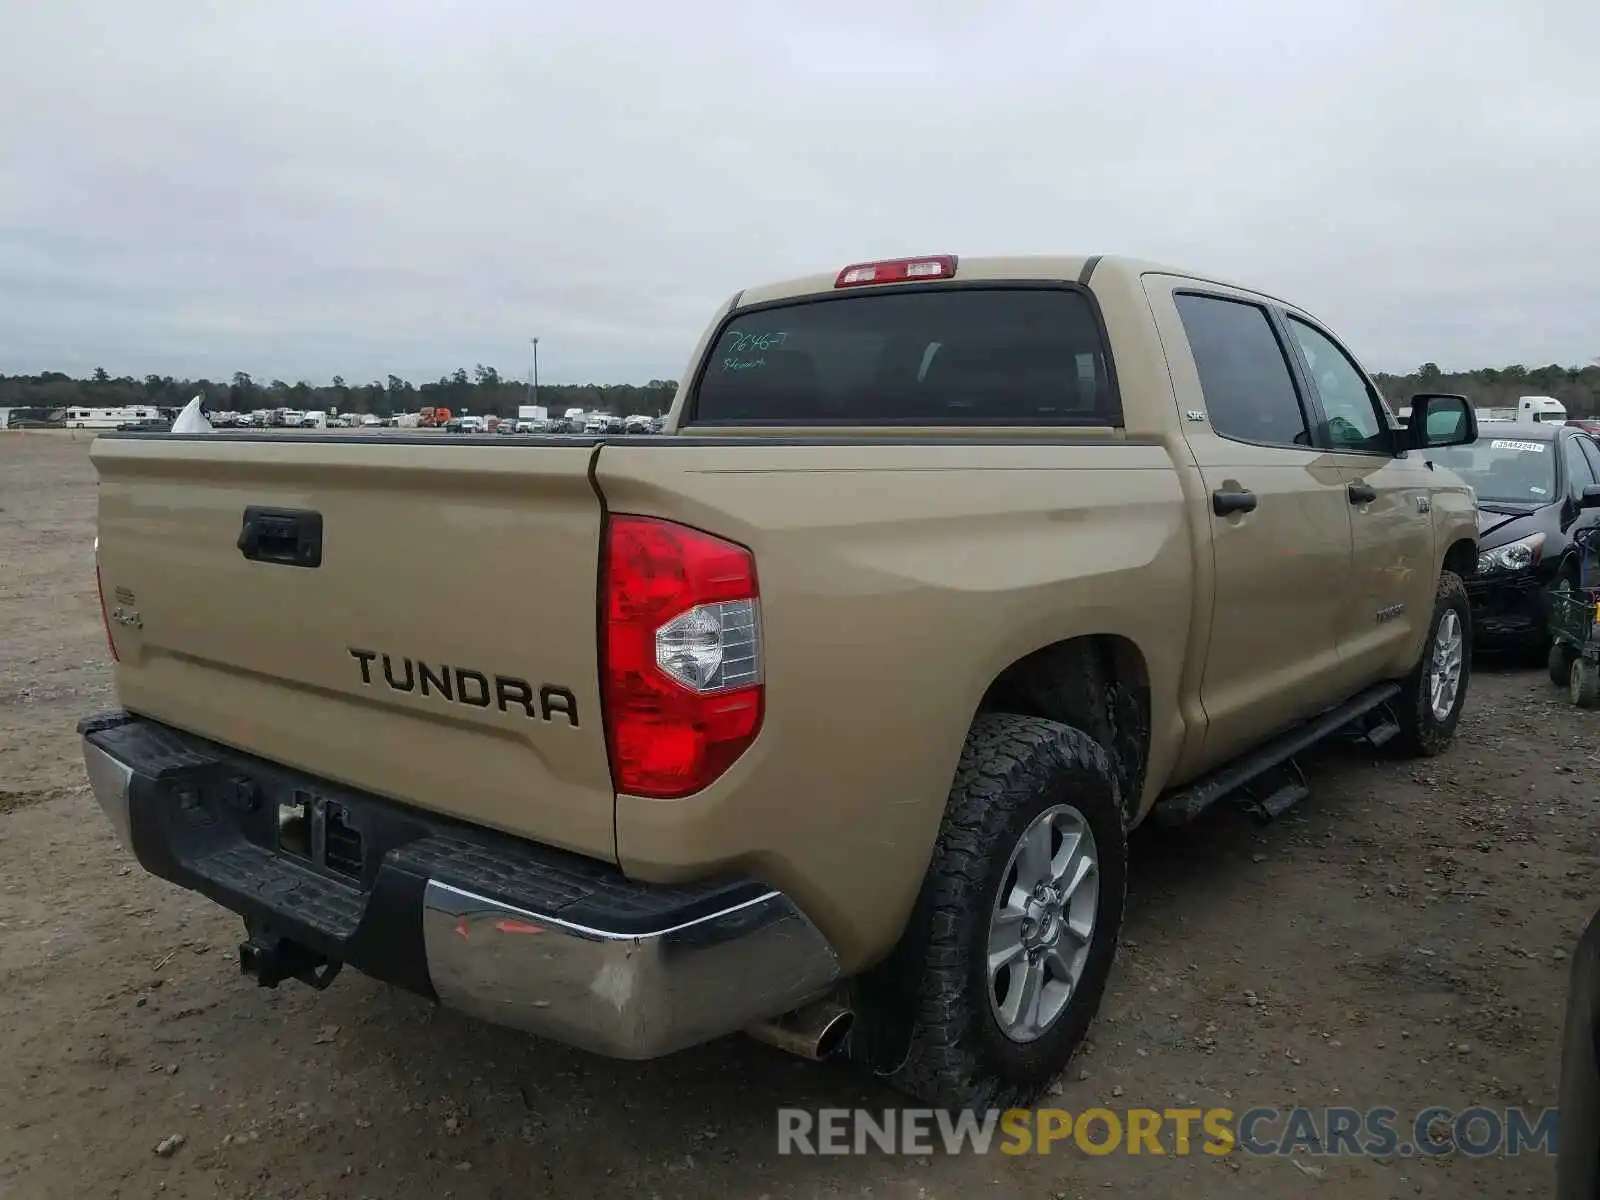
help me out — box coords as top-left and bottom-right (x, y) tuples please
(1405, 393), (1478, 450)
(1582, 485), (1600, 510)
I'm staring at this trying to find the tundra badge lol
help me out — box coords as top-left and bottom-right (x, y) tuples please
(346, 648), (579, 726)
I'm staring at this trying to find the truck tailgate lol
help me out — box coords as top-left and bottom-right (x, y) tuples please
(90, 434), (618, 861)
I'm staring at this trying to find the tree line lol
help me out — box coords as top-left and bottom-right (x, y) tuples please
(1371, 362), (1600, 418)
(3, 359), (1599, 419)
(0, 367), (679, 418)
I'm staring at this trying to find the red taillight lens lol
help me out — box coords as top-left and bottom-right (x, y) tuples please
(601, 515), (763, 799)
(835, 254), (958, 288)
(94, 537), (118, 662)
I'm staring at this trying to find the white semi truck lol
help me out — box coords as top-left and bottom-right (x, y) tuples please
(1518, 395), (1567, 424)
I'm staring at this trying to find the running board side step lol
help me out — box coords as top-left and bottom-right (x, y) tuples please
(1341, 701), (1403, 750)
(1235, 760), (1309, 823)
(1150, 682), (1402, 828)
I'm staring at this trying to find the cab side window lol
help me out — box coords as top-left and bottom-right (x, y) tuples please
(1174, 293), (1311, 448)
(1285, 317), (1389, 454)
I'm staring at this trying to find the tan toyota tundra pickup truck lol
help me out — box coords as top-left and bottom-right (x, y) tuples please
(81, 253), (1480, 1108)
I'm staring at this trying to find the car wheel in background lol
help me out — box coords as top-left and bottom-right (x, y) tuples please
(1572, 659), (1600, 710)
(1552, 641), (1581, 687)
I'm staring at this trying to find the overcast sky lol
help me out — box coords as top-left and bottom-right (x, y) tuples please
(2, 0), (1596, 384)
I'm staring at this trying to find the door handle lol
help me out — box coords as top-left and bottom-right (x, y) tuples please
(238, 506), (324, 568)
(1212, 489), (1258, 517)
(1348, 482), (1378, 505)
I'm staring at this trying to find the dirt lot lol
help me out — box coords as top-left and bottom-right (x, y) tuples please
(1, 430), (1595, 1199)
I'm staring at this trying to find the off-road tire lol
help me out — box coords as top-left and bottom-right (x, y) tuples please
(1392, 571), (1471, 757)
(868, 713), (1128, 1110)
(1551, 641), (1581, 687)
(1572, 659), (1600, 710)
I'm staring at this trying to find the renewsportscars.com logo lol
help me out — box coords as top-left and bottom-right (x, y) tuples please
(777, 1105), (1560, 1158)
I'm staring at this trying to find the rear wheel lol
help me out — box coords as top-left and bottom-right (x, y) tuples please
(866, 713), (1127, 1110)
(1392, 571), (1471, 757)
(1573, 659), (1600, 710)
(1552, 640), (1581, 687)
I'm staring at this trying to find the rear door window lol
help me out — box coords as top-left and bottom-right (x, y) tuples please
(688, 287), (1117, 425)
(1173, 294), (1311, 448)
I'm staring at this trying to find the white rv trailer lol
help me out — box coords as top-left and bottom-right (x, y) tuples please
(63, 405), (162, 429)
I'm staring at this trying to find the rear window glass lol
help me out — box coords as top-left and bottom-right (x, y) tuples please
(688, 287), (1117, 425)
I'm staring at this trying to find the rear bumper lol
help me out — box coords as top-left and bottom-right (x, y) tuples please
(78, 711), (841, 1059)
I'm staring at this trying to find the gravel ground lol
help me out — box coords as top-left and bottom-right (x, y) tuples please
(2, 430), (1595, 1199)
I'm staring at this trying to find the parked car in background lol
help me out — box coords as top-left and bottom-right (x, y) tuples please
(114, 418), (172, 433)
(1429, 422), (1600, 655)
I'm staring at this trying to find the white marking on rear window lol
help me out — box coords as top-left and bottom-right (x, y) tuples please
(1490, 440), (1546, 452)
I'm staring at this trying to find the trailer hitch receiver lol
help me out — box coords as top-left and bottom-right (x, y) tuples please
(239, 933), (343, 991)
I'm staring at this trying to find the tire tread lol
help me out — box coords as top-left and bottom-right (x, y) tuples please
(1392, 571), (1471, 758)
(882, 713), (1127, 1110)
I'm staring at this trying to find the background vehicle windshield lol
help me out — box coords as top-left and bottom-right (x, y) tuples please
(1431, 436), (1556, 504)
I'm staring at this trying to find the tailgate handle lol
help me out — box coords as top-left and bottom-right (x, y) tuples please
(238, 507), (323, 568)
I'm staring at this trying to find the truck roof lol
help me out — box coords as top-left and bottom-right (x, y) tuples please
(733, 253), (1289, 309)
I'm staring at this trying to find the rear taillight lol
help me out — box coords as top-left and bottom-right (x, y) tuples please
(835, 254), (958, 288)
(601, 515), (763, 799)
(94, 535), (118, 662)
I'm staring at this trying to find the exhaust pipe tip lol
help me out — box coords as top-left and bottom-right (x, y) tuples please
(747, 1000), (854, 1062)
(810, 1007), (854, 1059)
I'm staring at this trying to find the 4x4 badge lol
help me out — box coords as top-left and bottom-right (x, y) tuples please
(1414, 495), (1431, 513)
